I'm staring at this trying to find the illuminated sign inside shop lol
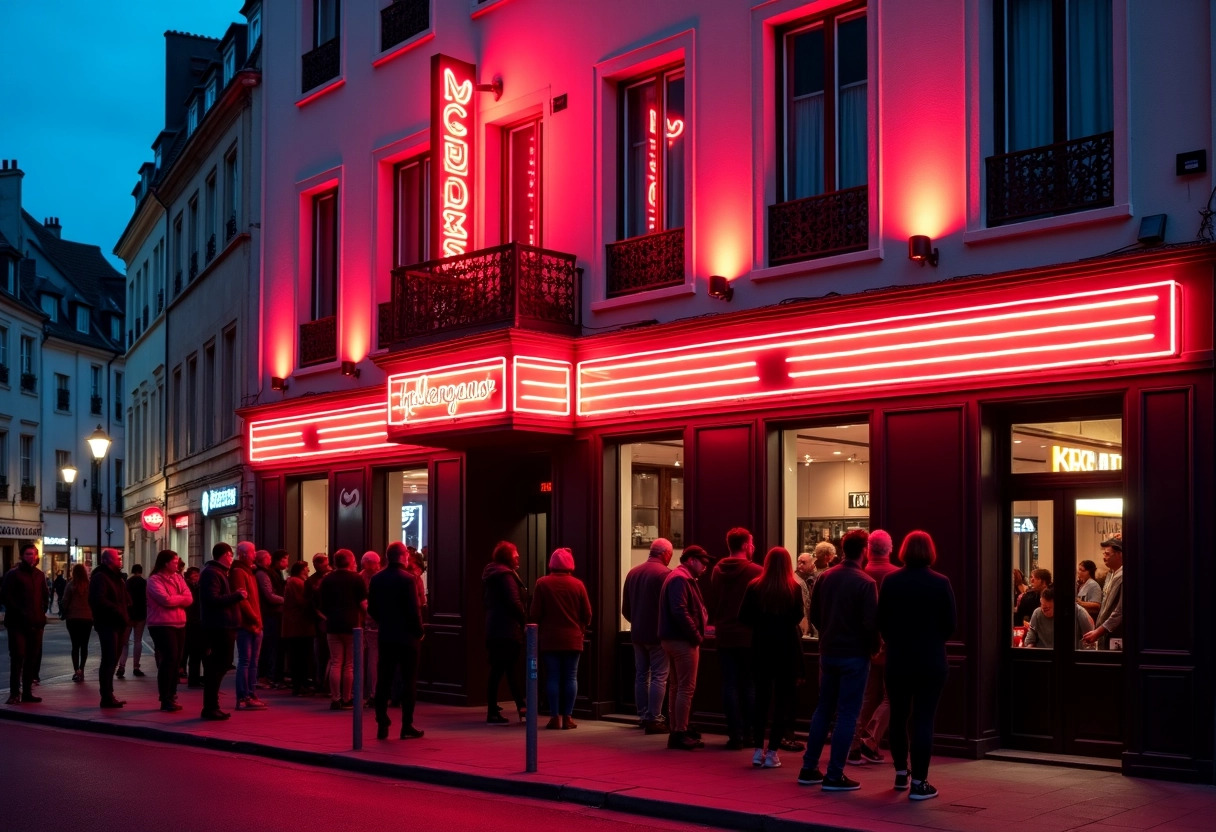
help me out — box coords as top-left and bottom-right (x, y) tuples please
(388, 358), (506, 425)
(1052, 445), (1123, 472)
(1013, 517), (1037, 533)
(44, 536), (68, 545)
(201, 485), (238, 517)
(432, 54), (477, 258)
(141, 507), (165, 532)
(848, 492), (869, 509)
(173, 515), (190, 530)
(578, 280), (1180, 417)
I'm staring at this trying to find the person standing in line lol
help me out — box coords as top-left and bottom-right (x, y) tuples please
(1075, 559), (1102, 619)
(1, 544), (49, 704)
(358, 551), (382, 707)
(849, 529), (899, 766)
(181, 567), (204, 688)
(658, 545), (712, 751)
(797, 529), (878, 791)
(1082, 535), (1123, 649)
(255, 550), (285, 687)
(198, 542), (247, 720)
(306, 553), (332, 693)
(368, 541), (425, 740)
(319, 549), (367, 709)
(622, 538), (674, 734)
(145, 550), (193, 712)
(707, 527), (763, 750)
(739, 546), (804, 769)
(117, 563), (147, 679)
(794, 552), (815, 635)
(531, 548), (593, 730)
(482, 541), (528, 724)
(878, 530), (957, 801)
(229, 542), (266, 710)
(281, 560), (315, 695)
(89, 547), (131, 709)
(53, 570), (67, 616)
(62, 564), (93, 683)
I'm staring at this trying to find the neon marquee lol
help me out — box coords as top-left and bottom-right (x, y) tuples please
(249, 400), (399, 463)
(432, 54), (476, 258)
(388, 358), (507, 426)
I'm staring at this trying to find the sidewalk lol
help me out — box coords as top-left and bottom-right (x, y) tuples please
(2, 670), (1214, 832)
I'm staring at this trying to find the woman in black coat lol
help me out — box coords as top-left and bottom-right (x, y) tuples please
(481, 541), (528, 724)
(878, 531), (957, 802)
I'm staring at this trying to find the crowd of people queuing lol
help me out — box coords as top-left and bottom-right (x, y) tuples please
(1012, 532), (1124, 650)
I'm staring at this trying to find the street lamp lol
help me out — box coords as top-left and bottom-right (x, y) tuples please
(87, 425), (111, 566)
(61, 463), (77, 574)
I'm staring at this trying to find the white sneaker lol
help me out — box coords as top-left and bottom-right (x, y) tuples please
(752, 748), (765, 767)
(763, 749), (782, 768)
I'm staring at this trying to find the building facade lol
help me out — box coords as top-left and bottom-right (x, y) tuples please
(118, 16), (263, 570)
(245, 0), (1215, 781)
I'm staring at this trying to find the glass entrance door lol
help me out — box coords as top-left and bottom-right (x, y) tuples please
(1005, 489), (1123, 757)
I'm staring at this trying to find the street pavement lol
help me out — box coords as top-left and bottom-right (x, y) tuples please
(3, 619), (1216, 831)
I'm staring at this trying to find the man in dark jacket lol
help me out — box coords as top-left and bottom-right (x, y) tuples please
(2, 544), (49, 704)
(368, 541), (425, 740)
(198, 542), (247, 720)
(658, 545), (711, 751)
(319, 549), (367, 708)
(89, 547), (131, 708)
(622, 537), (673, 733)
(797, 529), (878, 791)
(707, 527), (763, 749)
(118, 563), (147, 678)
(482, 541), (528, 723)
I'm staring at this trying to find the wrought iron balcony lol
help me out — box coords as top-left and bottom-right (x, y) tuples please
(381, 0), (429, 52)
(56, 487), (71, 510)
(302, 38), (340, 94)
(189, 251), (199, 280)
(91, 393), (103, 415)
(20, 484), (36, 503)
(0, 364), (8, 385)
(226, 213), (237, 242)
(299, 316), (338, 366)
(377, 301), (393, 350)
(605, 228), (684, 298)
(986, 131), (1114, 227)
(57, 388), (70, 411)
(206, 233), (217, 263)
(388, 242), (581, 345)
(20, 372), (36, 392)
(768, 185), (868, 266)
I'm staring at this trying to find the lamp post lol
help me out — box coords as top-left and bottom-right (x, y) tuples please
(61, 464), (77, 575)
(87, 425), (111, 567)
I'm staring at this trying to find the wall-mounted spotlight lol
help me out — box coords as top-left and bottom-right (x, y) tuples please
(341, 360), (361, 379)
(708, 274), (734, 302)
(908, 235), (939, 267)
(475, 75), (504, 101)
(270, 376), (288, 392)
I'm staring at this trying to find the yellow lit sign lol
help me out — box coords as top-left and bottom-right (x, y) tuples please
(1051, 445), (1122, 473)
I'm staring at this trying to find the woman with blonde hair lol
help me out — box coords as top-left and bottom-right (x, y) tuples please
(530, 548), (592, 729)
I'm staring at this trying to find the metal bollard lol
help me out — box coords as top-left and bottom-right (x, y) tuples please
(353, 627), (363, 751)
(526, 623), (538, 772)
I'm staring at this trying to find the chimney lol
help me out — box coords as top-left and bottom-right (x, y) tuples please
(0, 158), (23, 255)
(44, 216), (62, 239)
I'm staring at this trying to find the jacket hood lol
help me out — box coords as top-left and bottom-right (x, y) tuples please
(482, 562), (518, 582)
(715, 555), (757, 576)
(231, 559), (254, 574)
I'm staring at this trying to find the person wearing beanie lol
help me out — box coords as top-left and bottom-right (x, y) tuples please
(659, 545), (711, 750)
(530, 548), (592, 729)
(849, 529), (898, 765)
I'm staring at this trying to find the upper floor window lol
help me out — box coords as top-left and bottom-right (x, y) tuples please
(75, 305), (89, 333)
(224, 149), (239, 238)
(41, 293), (58, 321)
(114, 371), (124, 422)
(205, 171), (218, 258)
(316, 0), (340, 46)
(205, 79), (217, 111)
(223, 43), (237, 85)
(109, 315), (121, 342)
(394, 157), (430, 268)
(248, 7), (261, 49)
(187, 100), (199, 135)
(19, 335), (33, 374)
(312, 188), (339, 320)
(20, 435), (33, 486)
(55, 372), (70, 411)
(505, 119), (542, 247)
(2, 259), (11, 294)
(621, 66), (685, 240)
(0, 324), (7, 371)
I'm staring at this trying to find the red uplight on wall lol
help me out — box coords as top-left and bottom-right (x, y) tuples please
(432, 54), (477, 258)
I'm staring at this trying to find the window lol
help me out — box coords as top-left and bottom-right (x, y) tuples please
(20, 435), (34, 486)
(188, 195), (199, 278)
(780, 7), (868, 200)
(224, 149), (239, 238)
(55, 373), (70, 411)
(618, 440), (684, 630)
(19, 335), (33, 373)
(186, 356), (198, 454)
(187, 100), (199, 135)
(315, 0), (340, 46)
(621, 67), (685, 239)
(222, 326), (236, 438)
(393, 157), (430, 267)
(223, 43), (236, 85)
(0, 324), (7, 373)
(114, 371), (124, 422)
(41, 293), (58, 321)
(90, 365), (102, 414)
(205, 171), (218, 260)
(203, 341), (216, 448)
(76, 304), (89, 333)
(205, 79), (217, 111)
(504, 119), (542, 246)
(2, 259), (11, 294)
(114, 459), (124, 508)
(1011, 418), (1122, 474)
(173, 214), (184, 284)
(248, 6), (261, 49)
(312, 189), (339, 320)
(0, 431), (6, 488)
(172, 366), (183, 460)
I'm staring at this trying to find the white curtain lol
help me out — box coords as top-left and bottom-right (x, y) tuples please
(838, 80), (867, 189)
(1068, 0), (1113, 138)
(1007, 0), (1053, 151)
(791, 92), (824, 198)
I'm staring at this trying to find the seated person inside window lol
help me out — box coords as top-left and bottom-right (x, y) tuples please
(1023, 587), (1094, 649)
(1014, 568), (1051, 626)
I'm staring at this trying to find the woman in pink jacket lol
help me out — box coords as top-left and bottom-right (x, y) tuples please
(530, 548), (592, 730)
(146, 550), (193, 712)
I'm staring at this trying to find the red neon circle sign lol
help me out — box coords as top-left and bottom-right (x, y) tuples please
(141, 506), (166, 532)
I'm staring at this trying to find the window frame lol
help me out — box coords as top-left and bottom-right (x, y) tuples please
(503, 118), (543, 247)
(311, 187), (340, 321)
(20, 434), (34, 486)
(618, 64), (686, 241)
(223, 42), (237, 86)
(315, 0), (341, 48)
(19, 334), (34, 374)
(76, 304), (89, 333)
(392, 155), (430, 268)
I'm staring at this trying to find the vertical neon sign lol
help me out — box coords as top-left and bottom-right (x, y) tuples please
(646, 107), (658, 233)
(432, 54), (477, 258)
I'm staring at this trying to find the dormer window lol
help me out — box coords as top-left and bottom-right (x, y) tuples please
(109, 315), (121, 342)
(224, 43), (237, 85)
(247, 7), (261, 50)
(187, 101), (199, 135)
(205, 79), (217, 110)
(155, 145), (163, 171)
(41, 293), (58, 322)
(76, 305), (90, 334)
(1, 259), (11, 294)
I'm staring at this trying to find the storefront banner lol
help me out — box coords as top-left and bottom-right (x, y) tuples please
(577, 279), (1180, 417)
(387, 357), (506, 426)
(513, 357), (571, 417)
(202, 485), (239, 517)
(0, 520), (43, 537)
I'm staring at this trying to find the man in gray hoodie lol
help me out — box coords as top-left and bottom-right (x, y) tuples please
(622, 537), (673, 733)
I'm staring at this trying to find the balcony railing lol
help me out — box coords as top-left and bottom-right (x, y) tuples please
(57, 388), (70, 411)
(299, 316), (338, 366)
(768, 185), (869, 266)
(56, 487), (71, 510)
(174, 270), (183, 295)
(20, 372), (36, 392)
(388, 242), (581, 345)
(986, 131), (1114, 227)
(20, 484), (36, 503)
(206, 233), (217, 263)
(0, 364), (8, 385)
(381, 0), (429, 52)
(226, 213), (237, 242)
(378, 301), (393, 350)
(91, 393), (103, 415)
(302, 38), (341, 93)
(605, 228), (684, 298)
(189, 251), (199, 280)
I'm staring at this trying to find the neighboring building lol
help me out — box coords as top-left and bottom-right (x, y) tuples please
(245, 0), (1215, 780)
(0, 159), (125, 574)
(117, 15), (262, 569)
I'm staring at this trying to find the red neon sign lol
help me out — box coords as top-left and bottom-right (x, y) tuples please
(577, 280), (1180, 417)
(249, 401), (399, 464)
(513, 357), (571, 417)
(646, 107), (658, 233)
(173, 514), (190, 530)
(388, 357), (506, 426)
(141, 507), (165, 532)
(432, 54), (476, 258)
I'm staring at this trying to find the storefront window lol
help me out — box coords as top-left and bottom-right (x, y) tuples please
(618, 440), (683, 630)
(780, 423), (870, 557)
(1011, 418), (1122, 474)
(385, 466), (429, 596)
(301, 478), (329, 557)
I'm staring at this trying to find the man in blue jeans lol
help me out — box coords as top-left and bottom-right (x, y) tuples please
(797, 529), (878, 791)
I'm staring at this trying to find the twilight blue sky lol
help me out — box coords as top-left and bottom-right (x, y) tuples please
(1, 1), (241, 271)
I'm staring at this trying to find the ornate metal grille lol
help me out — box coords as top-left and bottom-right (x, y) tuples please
(91, 394), (102, 415)
(605, 228), (684, 298)
(206, 233), (217, 263)
(381, 0), (429, 52)
(20, 484), (36, 502)
(768, 185), (868, 266)
(377, 301), (394, 350)
(389, 243), (580, 344)
(986, 132), (1114, 227)
(226, 213), (237, 242)
(302, 38), (341, 94)
(189, 251), (199, 280)
(20, 372), (36, 392)
(57, 388), (70, 411)
(299, 316), (338, 366)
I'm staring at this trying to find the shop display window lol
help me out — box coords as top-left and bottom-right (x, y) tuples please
(301, 478), (329, 557)
(386, 466), (429, 595)
(1011, 418), (1122, 474)
(780, 423), (870, 558)
(618, 440), (683, 630)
